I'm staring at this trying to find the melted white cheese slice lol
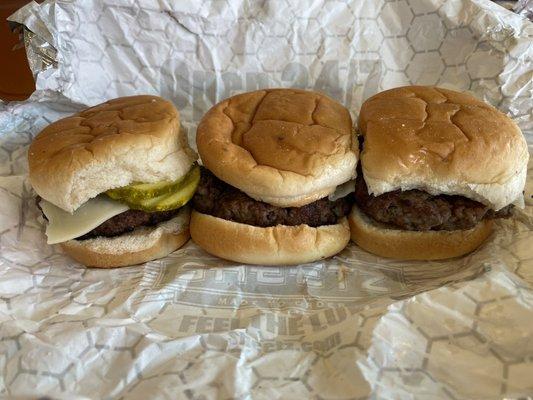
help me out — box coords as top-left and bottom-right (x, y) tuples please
(40, 195), (129, 244)
(328, 179), (356, 201)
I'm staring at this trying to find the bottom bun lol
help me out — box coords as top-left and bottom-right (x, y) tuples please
(61, 207), (191, 268)
(348, 205), (494, 260)
(190, 211), (350, 265)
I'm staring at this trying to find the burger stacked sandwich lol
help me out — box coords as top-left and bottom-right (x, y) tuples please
(29, 87), (528, 267)
(29, 95), (198, 268)
(349, 86), (529, 260)
(190, 88), (359, 265)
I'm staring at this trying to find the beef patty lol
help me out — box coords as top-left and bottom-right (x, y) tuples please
(192, 168), (353, 227)
(354, 173), (513, 231)
(37, 197), (181, 240)
(77, 208), (180, 239)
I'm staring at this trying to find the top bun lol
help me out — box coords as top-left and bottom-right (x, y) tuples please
(196, 89), (358, 207)
(359, 86), (528, 210)
(29, 95), (197, 212)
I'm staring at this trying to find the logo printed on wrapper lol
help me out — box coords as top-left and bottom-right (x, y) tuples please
(132, 243), (487, 319)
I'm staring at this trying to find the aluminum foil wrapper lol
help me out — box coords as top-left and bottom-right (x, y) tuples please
(514, 0), (533, 20)
(23, 29), (58, 76)
(2, 0), (533, 398)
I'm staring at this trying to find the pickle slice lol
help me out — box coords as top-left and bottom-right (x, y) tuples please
(108, 178), (180, 200)
(107, 180), (175, 200)
(123, 165), (200, 212)
(106, 164), (197, 201)
(145, 171), (199, 210)
(106, 190), (126, 201)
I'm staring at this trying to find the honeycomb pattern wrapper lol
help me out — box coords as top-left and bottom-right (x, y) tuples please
(1, 0), (532, 398)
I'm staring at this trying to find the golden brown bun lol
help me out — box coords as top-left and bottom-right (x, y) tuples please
(349, 205), (493, 260)
(359, 86), (528, 210)
(61, 208), (190, 268)
(190, 211), (350, 265)
(196, 89), (358, 207)
(29, 95), (197, 212)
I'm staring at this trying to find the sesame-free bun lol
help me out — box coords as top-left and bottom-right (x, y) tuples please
(196, 89), (358, 207)
(349, 205), (493, 260)
(61, 207), (191, 268)
(190, 211), (350, 265)
(359, 86), (529, 210)
(29, 95), (197, 212)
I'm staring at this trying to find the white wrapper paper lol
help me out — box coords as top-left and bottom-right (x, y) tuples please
(1, 0), (533, 398)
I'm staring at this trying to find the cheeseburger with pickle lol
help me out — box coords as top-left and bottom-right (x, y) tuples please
(29, 95), (198, 268)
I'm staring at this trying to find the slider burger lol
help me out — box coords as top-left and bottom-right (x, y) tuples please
(190, 89), (359, 265)
(350, 86), (529, 260)
(28, 95), (198, 268)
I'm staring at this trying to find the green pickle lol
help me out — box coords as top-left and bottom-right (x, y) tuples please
(106, 164), (200, 212)
(107, 175), (187, 200)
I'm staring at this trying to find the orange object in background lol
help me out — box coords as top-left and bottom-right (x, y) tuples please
(0, 0), (36, 101)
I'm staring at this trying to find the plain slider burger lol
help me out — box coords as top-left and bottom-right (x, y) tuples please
(190, 88), (359, 265)
(350, 86), (529, 260)
(29, 95), (198, 268)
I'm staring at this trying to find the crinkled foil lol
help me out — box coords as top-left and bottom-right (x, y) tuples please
(514, 0), (533, 20)
(2, 0), (533, 398)
(23, 28), (58, 77)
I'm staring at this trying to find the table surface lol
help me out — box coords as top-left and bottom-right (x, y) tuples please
(0, 1), (35, 102)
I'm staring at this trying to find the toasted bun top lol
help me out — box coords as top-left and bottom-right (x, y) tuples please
(359, 86), (529, 210)
(196, 89), (358, 207)
(29, 95), (197, 212)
